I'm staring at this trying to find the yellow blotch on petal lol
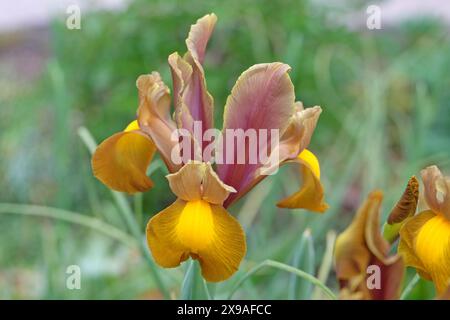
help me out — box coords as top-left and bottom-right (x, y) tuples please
(92, 121), (156, 193)
(277, 149), (329, 213)
(176, 200), (215, 252)
(414, 214), (450, 294)
(147, 199), (246, 282)
(299, 148), (320, 179)
(124, 120), (140, 132)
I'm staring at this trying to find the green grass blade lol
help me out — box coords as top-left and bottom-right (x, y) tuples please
(0, 203), (136, 247)
(227, 259), (336, 300)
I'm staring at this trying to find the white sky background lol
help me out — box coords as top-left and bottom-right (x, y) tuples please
(0, 0), (128, 32)
(0, 0), (450, 33)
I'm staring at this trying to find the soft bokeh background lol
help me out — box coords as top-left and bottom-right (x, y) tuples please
(1, 0), (449, 299)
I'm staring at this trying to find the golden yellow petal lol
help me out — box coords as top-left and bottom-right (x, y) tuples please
(414, 213), (450, 294)
(146, 199), (190, 268)
(398, 210), (436, 282)
(146, 199), (246, 282)
(92, 130), (155, 193)
(196, 203), (246, 282)
(277, 149), (329, 213)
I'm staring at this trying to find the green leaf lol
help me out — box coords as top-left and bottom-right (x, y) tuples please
(180, 260), (211, 300)
(288, 229), (315, 299)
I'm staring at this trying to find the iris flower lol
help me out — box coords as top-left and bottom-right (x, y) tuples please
(335, 191), (404, 299)
(91, 14), (327, 281)
(398, 165), (450, 294)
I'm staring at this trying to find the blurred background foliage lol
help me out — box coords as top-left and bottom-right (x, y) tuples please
(0, 0), (449, 299)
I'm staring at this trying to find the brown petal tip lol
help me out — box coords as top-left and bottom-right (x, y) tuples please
(387, 176), (419, 224)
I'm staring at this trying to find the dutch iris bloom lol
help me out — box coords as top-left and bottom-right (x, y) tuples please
(334, 191), (405, 300)
(91, 14), (327, 281)
(398, 166), (450, 294)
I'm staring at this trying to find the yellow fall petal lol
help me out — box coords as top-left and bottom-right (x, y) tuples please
(415, 214), (450, 293)
(92, 122), (156, 193)
(398, 210), (434, 279)
(146, 199), (246, 282)
(399, 210), (450, 294)
(277, 149), (329, 213)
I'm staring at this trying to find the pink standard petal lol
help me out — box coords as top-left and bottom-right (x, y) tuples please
(217, 63), (295, 207)
(169, 14), (216, 145)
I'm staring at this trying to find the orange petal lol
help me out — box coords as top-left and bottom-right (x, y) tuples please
(92, 127), (155, 193)
(398, 210), (435, 280)
(277, 149), (329, 213)
(146, 199), (246, 282)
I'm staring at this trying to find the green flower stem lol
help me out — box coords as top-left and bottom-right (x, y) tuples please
(180, 260), (196, 299)
(227, 259), (337, 300)
(400, 274), (421, 300)
(0, 203), (136, 247)
(78, 126), (170, 300)
(180, 260), (212, 300)
(312, 230), (336, 299)
(134, 193), (144, 227)
(203, 279), (212, 300)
